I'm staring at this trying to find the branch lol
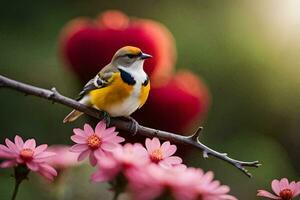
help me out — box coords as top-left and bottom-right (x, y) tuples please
(0, 74), (261, 177)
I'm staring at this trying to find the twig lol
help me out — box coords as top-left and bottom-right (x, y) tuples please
(0, 74), (261, 177)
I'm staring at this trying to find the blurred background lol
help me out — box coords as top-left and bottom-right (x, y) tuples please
(0, 0), (300, 199)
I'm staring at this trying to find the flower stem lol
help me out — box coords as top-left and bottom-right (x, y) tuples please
(11, 165), (30, 200)
(11, 179), (22, 200)
(110, 174), (127, 200)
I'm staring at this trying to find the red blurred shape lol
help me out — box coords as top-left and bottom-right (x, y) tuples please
(60, 10), (176, 83)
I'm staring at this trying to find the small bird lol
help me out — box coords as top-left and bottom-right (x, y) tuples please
(63, 46), (152, 131)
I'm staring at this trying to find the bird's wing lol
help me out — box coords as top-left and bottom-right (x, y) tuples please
(76, 65), (118, 100)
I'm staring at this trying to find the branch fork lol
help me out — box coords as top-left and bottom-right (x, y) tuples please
(0, 74), (261, 177)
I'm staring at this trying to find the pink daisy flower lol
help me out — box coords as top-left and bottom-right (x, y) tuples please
(70, 121), (125, 166)
(126, 164), (194, 200)
(193, 169), (237, 200)
(126, 164), (236, 200)
(91, 143), (149, 182)
(145, 137), (185, 168)
(257, 178), (300, 200)
(0, 135), (57, 181)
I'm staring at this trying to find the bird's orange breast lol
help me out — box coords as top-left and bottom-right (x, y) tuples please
(89, 73), (134, 110)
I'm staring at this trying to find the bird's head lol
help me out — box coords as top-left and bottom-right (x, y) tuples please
(111, 46), (152, 70)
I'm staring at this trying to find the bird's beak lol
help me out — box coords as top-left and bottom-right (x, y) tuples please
(140, 52), (152, 59)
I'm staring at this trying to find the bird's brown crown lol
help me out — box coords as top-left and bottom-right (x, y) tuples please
(113, 46), (142, 58)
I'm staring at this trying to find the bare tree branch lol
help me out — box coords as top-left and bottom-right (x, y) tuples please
(0, 74), (261, 177)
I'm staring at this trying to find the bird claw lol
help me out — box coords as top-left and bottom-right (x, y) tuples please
(102, 111), (111, 126)
(123, 116), (139, 135)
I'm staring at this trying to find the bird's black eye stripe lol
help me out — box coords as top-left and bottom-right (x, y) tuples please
(123, 52), (142, 59)
(127, 54), (135, 58)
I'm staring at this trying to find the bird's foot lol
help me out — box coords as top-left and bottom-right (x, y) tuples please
(122, 116), (139, 135)
(101, 111), (111, 126)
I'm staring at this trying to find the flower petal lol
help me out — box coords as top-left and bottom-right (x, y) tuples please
(73, 128), (85, 137)
(27, 162), (39, 171)
(78, 149), (90, 161)
(0, 151), (12, 158)
(271, 179), (281, 195)
(94, 149), (106, 160)
(38, 164), (57, 181)
(91, 170), (107, 182)
(0, 160), (17, 168)
(35, 152), (56, 160)
(23, 139), (36, 149)
(163, 144), (177, 157)
(212, 182), (229, 194)
(151, 138), (161, 150)
(101, 132), (117, 141)
(71, 135), (86, 144)
(101, 127), (116, 138)
(40, 164), (57, 176)
(257, 190), (281, 199)
(95, 121), (107, 136)
(34, 144), (48, 155)
(145, 138), (153, 152)
(289, 181), (296, 193)
(280, 178), (290, 190)
(293, 181), (300, 196)
(102, 133), (124, 143)
(160, 141), (170, 152)
(219, 194), (238, 200)
(202, 171), (214, 185)
(0, 144), (15, 155)
(101, 142), (118, 151)
(5, 139), (19, 153)
(84, 124), (94, 136)
(145, 137), (160, 153)
(38, 171), (55, 181)
(162, 156), (182, 165)
(89, 152), (98, 166)
(14, 135), (24, 150)
(70, 144), (88, 152)
(113, 136), (125, 143)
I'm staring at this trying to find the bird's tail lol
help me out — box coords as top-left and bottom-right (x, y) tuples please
(63, 110), (83, 123)
(63, 96), (90, 123)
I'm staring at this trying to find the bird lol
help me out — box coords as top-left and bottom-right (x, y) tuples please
(63, 46), (152, 132)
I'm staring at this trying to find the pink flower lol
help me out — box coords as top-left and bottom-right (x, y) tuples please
(91, 143), (149, 182)
(0, 135), (57, 181)
(126, 164), (192, 200)
(193, 169), (237, 200)
(70, 121), (124, 166)
(257, 178), (300, 200)
(145, 137), (185, 168)
(126, 164), (236, 200)
(47, 145), (80, 169)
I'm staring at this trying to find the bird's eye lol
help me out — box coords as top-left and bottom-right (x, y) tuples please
(126, 54), (135, 59)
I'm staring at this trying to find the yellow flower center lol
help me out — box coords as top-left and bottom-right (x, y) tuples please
(20, 148), (34, 161)
(87, 134), (101, 149)
(280, 189), (293, 200)
(150, 149), (164, 163)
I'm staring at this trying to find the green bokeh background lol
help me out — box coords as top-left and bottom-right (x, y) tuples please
(0, 0), (299, 199)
